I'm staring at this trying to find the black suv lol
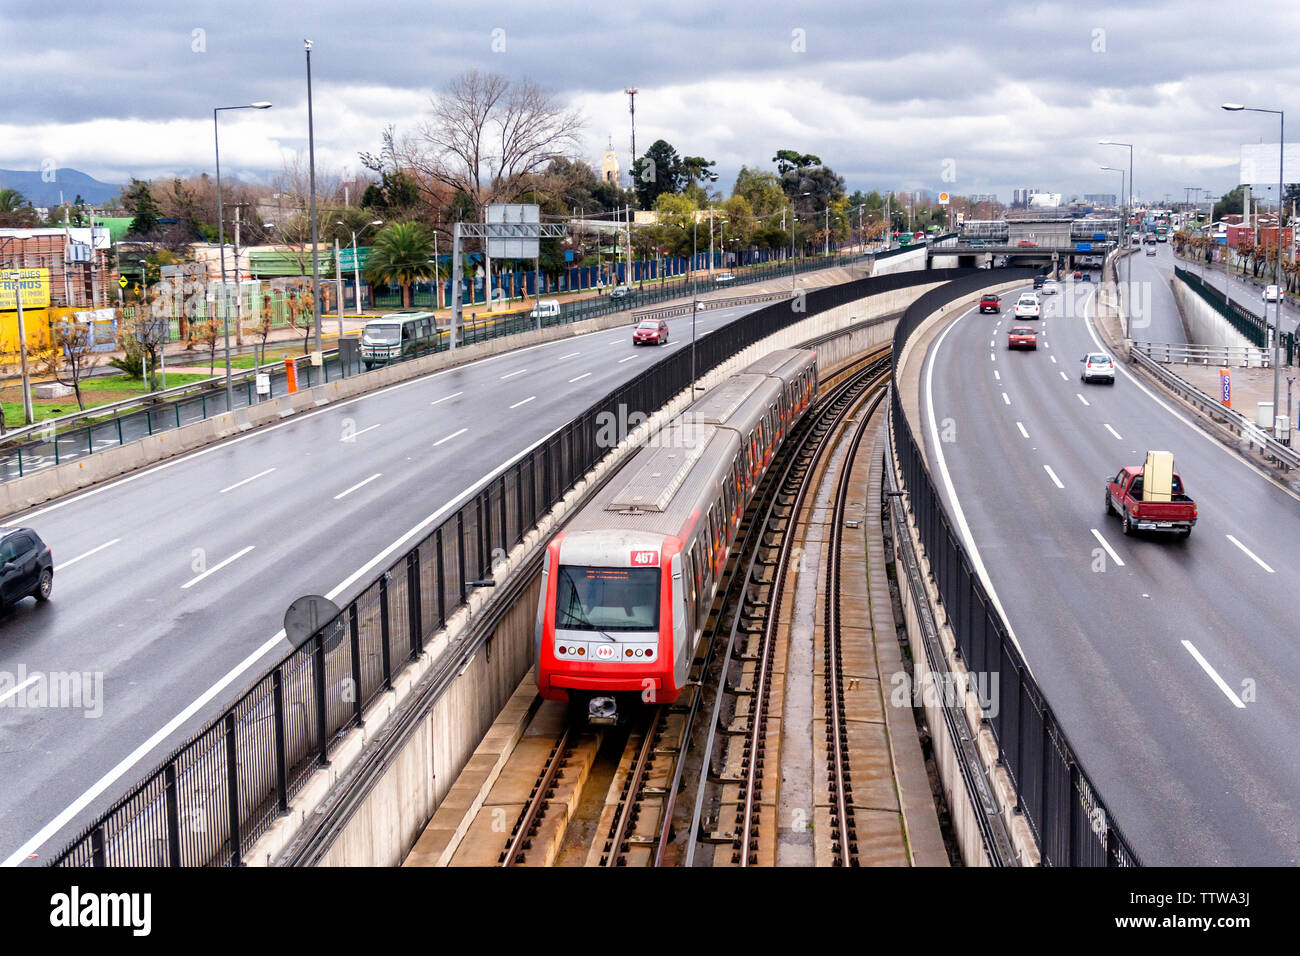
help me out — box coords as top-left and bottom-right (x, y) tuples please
(0, 528), (53, 609)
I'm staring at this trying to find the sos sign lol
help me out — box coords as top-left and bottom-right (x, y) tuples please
(1219, 368), (1231, 408)
(630, 550), (659, 567)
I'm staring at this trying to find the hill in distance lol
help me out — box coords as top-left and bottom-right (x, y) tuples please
(0, 168), (123, 207)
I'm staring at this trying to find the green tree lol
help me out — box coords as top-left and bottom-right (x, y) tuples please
(631, 140), (684, 209)
(123, 179), (163, 237)
(0, 188), (36, 227)
(733, 167), (786, 217)
(772, 150), (821, 176)
(364, 221), (437, 308)
(1213, 185), (1246, 223)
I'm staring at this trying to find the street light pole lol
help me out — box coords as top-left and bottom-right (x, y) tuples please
(305, 39), (322, 362)
(214, 100), (271, 411)
(339, 219), (382, 316)
(1100, 140), (1134, 326)
(1223, 103), (1286, 431)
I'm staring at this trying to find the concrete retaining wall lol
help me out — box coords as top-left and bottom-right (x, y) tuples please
(871, 247), (928, 276)
(250, 276), (950, 867)
(1172, 278), (1255, 351)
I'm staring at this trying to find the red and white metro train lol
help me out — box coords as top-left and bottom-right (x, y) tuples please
(535, 349), (818, 722)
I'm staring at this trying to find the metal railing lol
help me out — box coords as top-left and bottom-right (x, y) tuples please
(48, 265), (980, 867)
(1132, 340), (1270, 368)
(889, 272), (1142, 866)
(0, 251), (878, 487)
(1174, 265), (1295, 364)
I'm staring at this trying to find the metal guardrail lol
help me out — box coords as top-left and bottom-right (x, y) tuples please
(47, 265), (982, 868)
(1132, 340), (1270, 368)
(890, 271), (1142, 866)
(1128, 348), (1300, 469)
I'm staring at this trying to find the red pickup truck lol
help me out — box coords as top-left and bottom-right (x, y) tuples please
(1105, 462), (1197, 537)
(979, 293), (1000, 313)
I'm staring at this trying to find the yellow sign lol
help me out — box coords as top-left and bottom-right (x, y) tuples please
(0, 268), (52, 311)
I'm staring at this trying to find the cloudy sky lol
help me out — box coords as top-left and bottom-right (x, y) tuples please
(2, 0), (1296, 205)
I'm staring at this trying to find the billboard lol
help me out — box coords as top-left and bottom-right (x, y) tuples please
(0, 268), (51, 311)
(337, 246), (371, 271)
(1239, 143), (1300, 185)
(486, 204), (540, 259)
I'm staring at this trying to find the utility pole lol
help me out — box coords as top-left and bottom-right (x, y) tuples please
(625, 88), (638, 183)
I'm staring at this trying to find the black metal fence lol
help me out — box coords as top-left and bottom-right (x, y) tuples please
(0, 251), (876, 486)
(49, 264), (982, 867)
(889, 273), (1141, 866)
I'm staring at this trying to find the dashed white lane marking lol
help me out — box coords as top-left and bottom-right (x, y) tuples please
(1001, 392), (1011, 405)
(334, 473), (383, 500)
(618, 355), (636, 364)
(1077, 393), (1090, 406)
(1059, 371), (1068, 381)
(989, 339), (994, 347)
(347, 423), (382, 439)
(1043, 464), (1064, 489)
(499, 369), (528, 380)
(1090, 528), (1125, 567)
(1016, 421), (1029, 438)
(557, 352), (580, 360)
(569, 372), (592, 382)
(1104, 424), (1123, 440)
(55, 538), (122, 573)
(989, 353), (995, 361)
(1050, 355), (1057, 363)
(1225, 534), (1275, 573)
(433, 428), (468, 447)
(181, 545), (255, 590)
(994, 370), (1001, 381)
(1182, 640), (1247, 708)
(219, 468), (276, 494)
(431, 392), (462, 406)
(509, 396), (536, 409)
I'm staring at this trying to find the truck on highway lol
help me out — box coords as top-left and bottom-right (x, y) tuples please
(1105, 451), (1197, 538)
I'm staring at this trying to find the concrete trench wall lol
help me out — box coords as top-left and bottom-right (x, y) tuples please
(261, 277), (952, 867)
(1171, 279), (1256, 353)
(871, 247), (928, 276)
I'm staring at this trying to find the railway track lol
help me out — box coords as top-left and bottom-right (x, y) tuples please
(473, 349), (893, 869)
(682, 351), (892, 866)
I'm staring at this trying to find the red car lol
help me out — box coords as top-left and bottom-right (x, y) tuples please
(1007, 327), (1037, 350)
(979, 293), (1001, 313)
(1072, 270), (1083, 279)
(633, 318), (669, 345)
(1017, 240), (1037, 248)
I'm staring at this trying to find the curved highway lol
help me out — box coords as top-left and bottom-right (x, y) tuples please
(922, 274), (1300, 864)
(0, 297), (768, 864)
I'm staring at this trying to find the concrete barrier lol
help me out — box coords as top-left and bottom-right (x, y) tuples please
(1171, 278), (1255, 351)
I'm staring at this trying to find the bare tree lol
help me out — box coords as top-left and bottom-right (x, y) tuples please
(42, 316), (103, 411)
(406, 71), (584, 216)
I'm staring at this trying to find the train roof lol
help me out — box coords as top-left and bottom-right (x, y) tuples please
(742, 348), (815, 378)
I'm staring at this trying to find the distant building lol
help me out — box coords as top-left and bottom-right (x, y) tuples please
(601, 139), (621, 185)
(0, 226), (111, 308)
(1083, 193), (1118, 208)
(1028, 192), (1062, 208)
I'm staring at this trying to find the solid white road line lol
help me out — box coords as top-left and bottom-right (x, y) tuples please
(55, 538), (121, 573)
(0, 675), (39, 707)
(499, 369), (528, 380)
(218, 468), (276, 495)
(569, 372), (592, 382)
(334, 473), (383, 500)
(925, 302), (1029, 668)
(1104, 424), (1123, 440)
(1090, 528), (1125, 567)
(1043, 465), (1064, 489)
(433, 428), (468, 447)
(1181, 640), (1247, 708)
(1001, 392), (1011, 405)
(181, 545), (255, 590)
(1016, 422), (1029, 439)
(1225, 534), (1275, 573)
(347, 423), (383, 439)
(557, 352), (581, 360)
(1077, 393), (1090, 406)
(509, 396), (536, 409)
(430, 392), (462, 406)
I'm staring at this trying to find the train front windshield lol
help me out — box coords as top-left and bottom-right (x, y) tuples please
(555, 565), (660, 631)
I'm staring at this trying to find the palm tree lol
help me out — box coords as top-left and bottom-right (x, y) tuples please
(363, 222), (437, 308)
(0, 188), (28, 212)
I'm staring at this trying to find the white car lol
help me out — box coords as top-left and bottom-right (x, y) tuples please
(1081, 352), (1115, 384)
(1040, 280), (1059, 295)
(1263, 284), (1282, 303)
(1014, 293), (1041, 319)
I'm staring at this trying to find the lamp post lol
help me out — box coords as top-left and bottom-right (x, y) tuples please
(305, 39), (322, 362)
(790, 215), (799, 293)
(214, 100), (271, 411)
(1100, 140), (1134, 326)
(338, 219), (382, 316)
(1223, 103), (1286, 431)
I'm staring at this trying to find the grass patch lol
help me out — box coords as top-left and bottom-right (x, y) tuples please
(0, 372), (215, 426)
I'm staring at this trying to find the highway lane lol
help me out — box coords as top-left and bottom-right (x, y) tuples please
(0, 299), (758, 863)
(922, 278), (1300, 864)
(1117, 242), (1188, 344)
